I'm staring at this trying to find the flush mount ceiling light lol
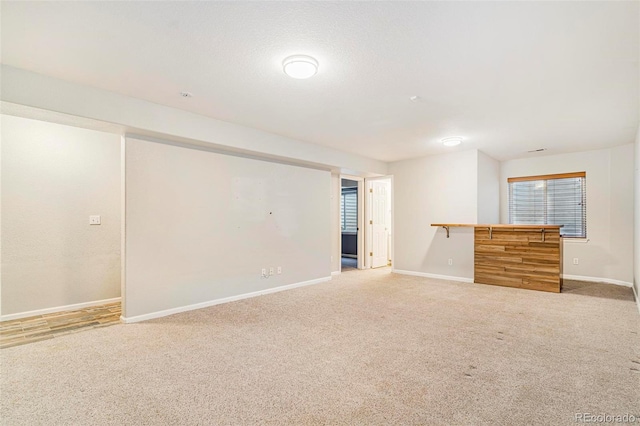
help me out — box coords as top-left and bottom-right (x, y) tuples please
(283, 55), (318, 79)
(441, 137), (463, 147)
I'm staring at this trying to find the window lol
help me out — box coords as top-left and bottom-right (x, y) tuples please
(508, 172), (586, 238)
(341, 187), (357, 232)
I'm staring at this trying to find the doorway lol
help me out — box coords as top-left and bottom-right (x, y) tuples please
(337, 175), (393, 272)
(340, 178), (361, 272)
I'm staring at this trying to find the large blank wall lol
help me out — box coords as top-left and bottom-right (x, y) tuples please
(389, 149), (479, 279)
(1, 115), (121, 316)
(124, 137), (331, 318)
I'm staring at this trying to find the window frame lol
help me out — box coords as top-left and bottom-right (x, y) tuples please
(508, 171), (586, 239)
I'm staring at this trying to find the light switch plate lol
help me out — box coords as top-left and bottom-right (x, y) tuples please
(89, 215), (101, 225)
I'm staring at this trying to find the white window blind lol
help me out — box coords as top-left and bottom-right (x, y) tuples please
(341, 188), (357, 232)
(508, 172), (586, 238)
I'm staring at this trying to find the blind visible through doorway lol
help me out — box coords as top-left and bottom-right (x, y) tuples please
(341, 188), (357, 232)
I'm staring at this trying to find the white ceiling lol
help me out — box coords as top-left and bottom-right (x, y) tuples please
(1, 1), (638, 162)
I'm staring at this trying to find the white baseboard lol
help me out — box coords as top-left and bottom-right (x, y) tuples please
(391, 269), (474, 284)
(562, 274), (633, 287)
(121, 276), (331, 324)
(331, 271), (341, 276)
(1, 297), (121, 322)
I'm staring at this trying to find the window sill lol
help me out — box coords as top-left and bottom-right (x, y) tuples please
(563, 238), (589, 243)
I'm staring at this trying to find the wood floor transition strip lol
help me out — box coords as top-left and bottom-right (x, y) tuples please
(0, 302), (121, 349)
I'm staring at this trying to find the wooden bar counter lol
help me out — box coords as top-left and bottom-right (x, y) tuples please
(431, 224), (563, 293)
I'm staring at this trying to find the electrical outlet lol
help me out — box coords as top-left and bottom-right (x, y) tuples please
(261, 268), (267, 277)
(277, 266), (282, 274)
(448, 258), (453, 266)
(269, 267), (274, 276)
(89, 215), (101, 225)
(573, 258), (579, 265)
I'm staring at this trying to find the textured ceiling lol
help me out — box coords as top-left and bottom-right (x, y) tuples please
(1, 1), (638, 162)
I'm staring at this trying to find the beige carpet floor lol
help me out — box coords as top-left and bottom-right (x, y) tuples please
(1, 269), (639, 425)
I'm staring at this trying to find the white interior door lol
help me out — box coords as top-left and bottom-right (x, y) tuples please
(370, 180), (389, 268)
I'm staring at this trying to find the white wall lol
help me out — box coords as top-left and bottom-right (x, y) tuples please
(1, 115), (121, 316)
(124, 137), (331, 319)
(634, 126), (640, 300)
(622, 8), (637, 306)
(477, 151), (500, 223)
(610, 144), (635, 285)
(500, 145), (634, 285)
(389, 149), (479, 280)
(330, 173), (341, 273)
(636, 6), (640, 307)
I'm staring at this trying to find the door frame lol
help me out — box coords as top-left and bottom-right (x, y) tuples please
(364, 175), (394, 269)
(339, 174), (365, 270)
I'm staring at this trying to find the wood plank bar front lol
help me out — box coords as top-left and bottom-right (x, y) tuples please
(431, 224), (563, 293)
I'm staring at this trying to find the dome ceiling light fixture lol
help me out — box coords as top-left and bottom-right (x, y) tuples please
(282, 55), (319, 79)
(440, 137), (463, 147)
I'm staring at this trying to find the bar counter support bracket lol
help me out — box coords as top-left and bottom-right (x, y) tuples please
(433, 224), (554, 242)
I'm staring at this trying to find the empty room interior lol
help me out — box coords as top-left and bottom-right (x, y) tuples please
(1, 2), (639, 425)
